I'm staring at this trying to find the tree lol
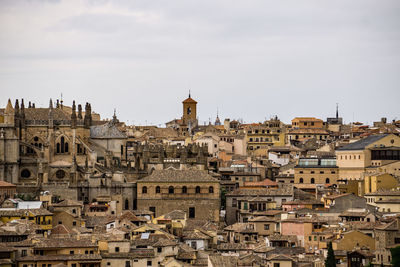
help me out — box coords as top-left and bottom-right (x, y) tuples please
(325, 242), (336, 267)
(390, 245), (400, 267)
(220, 187), (227, 210)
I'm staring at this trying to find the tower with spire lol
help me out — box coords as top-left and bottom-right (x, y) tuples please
(181, 91), (198, 126)
(327, 103), (343, 125)
(214, 108), (221, 126)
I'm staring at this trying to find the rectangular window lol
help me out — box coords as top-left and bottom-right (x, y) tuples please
(264, 224), (270, 230)
(157, 247), (162, 253)
(189, 207), (195, 218)
(147, 261), (152, 266)
(232, 198), (237, 207)
(115, 247), (120, 252)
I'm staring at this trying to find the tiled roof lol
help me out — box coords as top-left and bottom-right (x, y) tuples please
(0, 208), (52, 216)
(50, 224), (71, 236)
(267, 234), (297, 242)
(268, 254), (294, 261)
(164, 210), (186, 220)
(248, 216), (278, 222)
(182, 97), (197, 104)
(217, 242), (251, 251)
(53, 199), (83, 207)
(288, 128), (329, 134)
(90, 121), (126, 139)
(18, 254), (102, 262)
(323, 193), (352, 199)
(365, 189), (400, 196)
(24, 108), (70, 121)
(227, 187), (293, 197)
(34, 238), (97, 248)
(0, 181), (16, 187)
(209, 255), (239, 267)
(152, 238), (178, 247)
(138, 170), (218, 183)
(182, 231), (210, 240)
(243, 179), (278, 187)
(119, 211), (146, 222)
(177, 243), (196, 260)
(336, 134), (387, 151)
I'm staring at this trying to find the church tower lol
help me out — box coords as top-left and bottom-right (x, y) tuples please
(182, 92), (197, 125)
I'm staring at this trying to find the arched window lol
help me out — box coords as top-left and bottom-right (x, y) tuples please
(311, 178), (315, 184)
(182, 186), (187, 194)
(299, 178), (303, 183)
(195, 186), (201, 194)
(209, 186), (214, 193)
(156, 186), (160, 194)
(21, 169), (31, 178)
(61, 136), (65, 153)
(125, 199), (129, 210)
(325, 178), (330, 184)
(56, 170), (66, 179)
(142, 186), (147, 194)
(56, 136), (69, 154)
(168, 186), (174, 194)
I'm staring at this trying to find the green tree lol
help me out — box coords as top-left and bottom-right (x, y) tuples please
(220, 187), (227, 209)
(391, 245), (400, 267)
(325, 242), (336, 267)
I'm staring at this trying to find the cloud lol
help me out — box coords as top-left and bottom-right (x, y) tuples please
(0, 0), (399, 125)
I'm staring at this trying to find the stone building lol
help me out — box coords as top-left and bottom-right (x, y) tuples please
(127, 143), (208, 176)
(335, 134), (400, 180)
(166, 93), (199, 136)
(136, 169), (220, 221)
(225, 185), (294, 225)
(245, 117), (286, 152)
(294, 157), (339, 185)
(0, 98), (98, 184)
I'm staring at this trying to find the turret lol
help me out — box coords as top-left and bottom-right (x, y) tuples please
(84, 102), (92, 128)
(4, 99), (14, 125)
(20, 99), (25, 128)
(78, 104), (83, 119)
(71, 100), (77, 129)
(48, 99), (54, 128)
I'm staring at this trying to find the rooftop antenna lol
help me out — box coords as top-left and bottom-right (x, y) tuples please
(189, 89), (191, 98)
(60, 93), (64, 108)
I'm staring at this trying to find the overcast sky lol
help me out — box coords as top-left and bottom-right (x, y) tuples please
(1, 0), (399, 126)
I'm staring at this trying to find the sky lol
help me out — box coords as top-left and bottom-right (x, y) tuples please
(0, 0), (399, 126)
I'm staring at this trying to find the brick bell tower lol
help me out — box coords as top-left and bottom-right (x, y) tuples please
(182, 91), (197, 125)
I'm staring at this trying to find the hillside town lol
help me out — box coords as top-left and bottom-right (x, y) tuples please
(0, 95), (399, 267)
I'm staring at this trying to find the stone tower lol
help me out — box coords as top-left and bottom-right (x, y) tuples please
(4, 99), (14, 125)
(182, 92), (197, 125)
